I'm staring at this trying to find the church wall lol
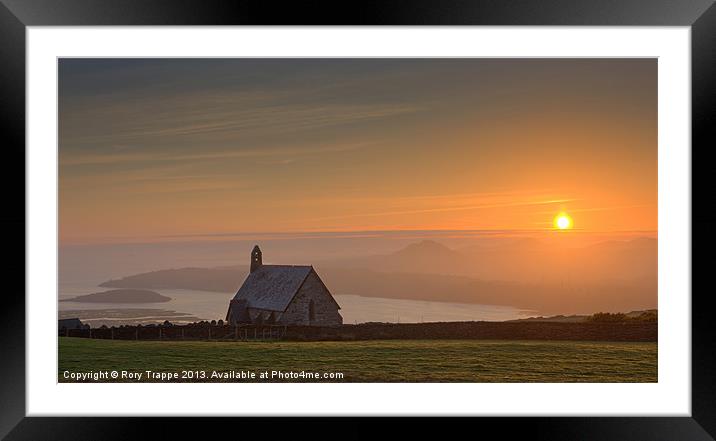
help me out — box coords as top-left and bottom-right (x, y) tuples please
(280, 270), (343, 326)
(246, 308), (283, 323)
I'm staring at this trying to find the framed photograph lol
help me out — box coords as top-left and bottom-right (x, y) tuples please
(3, 0), (714, 438)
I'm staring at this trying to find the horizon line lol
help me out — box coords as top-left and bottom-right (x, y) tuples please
(60, 228), (659, 247)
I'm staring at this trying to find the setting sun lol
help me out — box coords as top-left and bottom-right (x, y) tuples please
(554, 212), (573, 230)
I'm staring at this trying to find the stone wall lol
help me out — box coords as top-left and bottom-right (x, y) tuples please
(61, 321), (657, 342)
(280, 270), (343, 326)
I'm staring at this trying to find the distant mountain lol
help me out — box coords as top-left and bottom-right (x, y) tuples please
(98, 237), (657, 314)
(328, 237), (657, 284)
(575, 238), (657, 281)
(317, 267), (655, 315)
(457, 236), (657, 283)
(100, 264), (656, 315)
(337, 240), (469, 275)
(61, 289), (171, 303)
(390, 239), (469, 272)
(393, 239), (461, 260)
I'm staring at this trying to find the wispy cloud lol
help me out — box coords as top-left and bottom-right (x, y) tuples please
(291, 190), (570, 206)
(300, 197), (576, 223)
(60, 141), (376, 166)
(62, 92), (424, 147)
(533, 204), (654, 215)
(127, 104), (423, 138)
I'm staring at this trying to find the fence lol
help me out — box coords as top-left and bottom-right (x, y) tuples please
(58, 321), (658, 343)
(59, 324), (287, 341)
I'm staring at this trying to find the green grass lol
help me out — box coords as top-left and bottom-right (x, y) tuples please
(58, 337), (657, 382)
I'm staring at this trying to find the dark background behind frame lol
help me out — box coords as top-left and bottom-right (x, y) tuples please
(0, 0), (714, 439)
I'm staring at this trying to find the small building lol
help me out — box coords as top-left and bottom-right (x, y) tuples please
(226, 246), (342, 326)
(58, 318), (89, 331)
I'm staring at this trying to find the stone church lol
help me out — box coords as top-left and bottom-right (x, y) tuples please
(225, 246), (343, 326)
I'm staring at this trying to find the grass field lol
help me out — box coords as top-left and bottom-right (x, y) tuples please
(58, 337), (657, 382)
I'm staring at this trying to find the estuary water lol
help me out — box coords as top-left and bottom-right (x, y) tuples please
(58, 282), (534, 326)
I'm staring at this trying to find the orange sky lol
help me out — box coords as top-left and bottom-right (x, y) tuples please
(59, 59), (656, 244)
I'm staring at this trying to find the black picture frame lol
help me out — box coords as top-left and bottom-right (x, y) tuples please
(1, 0), (714, 439)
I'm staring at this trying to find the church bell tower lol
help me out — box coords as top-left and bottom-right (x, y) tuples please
(250, 245), (262, 273)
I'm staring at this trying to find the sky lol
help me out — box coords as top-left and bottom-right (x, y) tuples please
(59, 58), (657, 245)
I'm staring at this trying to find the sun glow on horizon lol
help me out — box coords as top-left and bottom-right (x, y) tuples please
(554, 212), (573, 230)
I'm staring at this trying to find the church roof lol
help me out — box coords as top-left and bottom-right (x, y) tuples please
(231, 265), (313, 312)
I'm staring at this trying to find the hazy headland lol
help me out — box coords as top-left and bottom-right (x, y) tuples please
(61, 289), (171, 303)
(63, 233), (657, 318)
